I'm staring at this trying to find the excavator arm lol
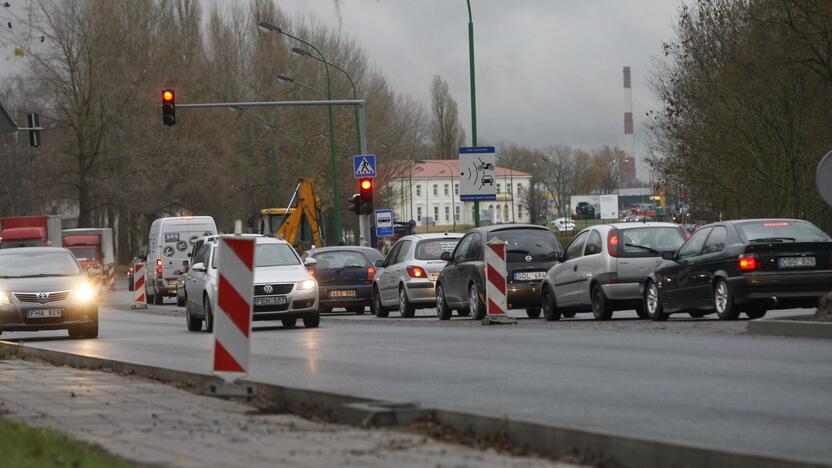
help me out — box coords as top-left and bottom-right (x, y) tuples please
(274, 178), (324, 248)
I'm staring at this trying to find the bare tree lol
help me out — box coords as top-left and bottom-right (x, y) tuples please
(539, 145), (576, 218)
(429, 75), (465, 160)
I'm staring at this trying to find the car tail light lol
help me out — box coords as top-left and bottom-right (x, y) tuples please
(367, 267), (376, 281)
(128, 267), (134, 274)
(156, 259), (163, 276)
(738, 254), (758, 271)
(407, 266), (427, 278)
(607, 229), (620, 257)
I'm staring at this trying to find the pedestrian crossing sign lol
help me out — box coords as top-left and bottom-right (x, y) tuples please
(353, 154), (377, 178)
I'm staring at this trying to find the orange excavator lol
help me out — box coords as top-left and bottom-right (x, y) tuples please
(259, 178), (324, 249)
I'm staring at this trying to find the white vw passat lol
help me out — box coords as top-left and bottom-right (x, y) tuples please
(184, 236), (320, 331)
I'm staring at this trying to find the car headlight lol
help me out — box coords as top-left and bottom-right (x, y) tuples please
(72, 283), (97, 303)
(297, 278), (317, 291)
(0, 291), (10, 306)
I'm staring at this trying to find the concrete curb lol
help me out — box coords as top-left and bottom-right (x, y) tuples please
(1, 341), (828, 468)
(747, 314), (832, 339)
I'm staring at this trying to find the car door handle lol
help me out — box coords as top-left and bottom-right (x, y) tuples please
(573, 265), (578, 272)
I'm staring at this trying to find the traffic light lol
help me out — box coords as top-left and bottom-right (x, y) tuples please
(348, 194), (361, 215)
(162, 89), (175, 126)
(359, 178), (373, 215)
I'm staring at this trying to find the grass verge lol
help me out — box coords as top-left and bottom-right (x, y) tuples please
(0, 417), (139, 468)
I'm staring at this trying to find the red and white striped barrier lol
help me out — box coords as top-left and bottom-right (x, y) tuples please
(131, 263), (147, 309)
(212, 236), (256, 382)
(483, 240), (514, 324)
(108, 268), (116, 290)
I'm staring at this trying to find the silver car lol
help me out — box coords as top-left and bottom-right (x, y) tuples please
(541, 223), (686, 320)
(372, 233), (463, 317)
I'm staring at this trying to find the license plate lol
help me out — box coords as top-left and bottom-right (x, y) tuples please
(778, 256), (816, 268)
(254, 296), (287, 306)
(514, 271), (546, 281)
(329, 290), (357, 298)
(26, 309), (62, 319)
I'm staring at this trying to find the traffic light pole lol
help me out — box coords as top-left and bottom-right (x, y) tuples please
(357, 106), (372, 247)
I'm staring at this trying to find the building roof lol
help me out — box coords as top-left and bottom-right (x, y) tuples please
(405, 159), (531, 178)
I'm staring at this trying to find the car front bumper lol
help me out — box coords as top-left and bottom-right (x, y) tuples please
(0, 302), (98, 332)
(253, 287), (319, 321)
(507, 282), (543, 309)
(318, 283), (373, 308)
(728, 271), (832, 309)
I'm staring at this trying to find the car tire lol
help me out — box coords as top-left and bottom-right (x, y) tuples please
(346, 306), (365, 314)
(399, 287), (416, 318)
(645, 281), (669, 321)
(146, 290), (155, 305)
(153, 288), (163, 305)
(282, 318), (297, 328)
(590, 284), (614, 320)
(542, 288), (560, 321)
(562, 311), (576, 318)
(303, 313), (320, 328)
(67, 326), (84, 338)
(635, 305), (649, 319)
(468, 284), (485, 320)
(372, 287), (389, 318)
(82, 321), (99, 339)
(204, 297), (214, 333)
(526, 308), (541, 319)
(436, 284), (452, 320)
(745, 307), (767, 320)
(713, 279), (739, 320)
(177, 293), (186, 307)
(186, 302), (203, 332)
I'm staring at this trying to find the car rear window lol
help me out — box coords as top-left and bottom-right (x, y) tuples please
(415, 238), (461, 260)
(737, 220), (830, 243)
(621, 227), (686, 256)
(311, 250), (369, 269)
(488, 228), (561, 262)
(0, 251), (82, 277)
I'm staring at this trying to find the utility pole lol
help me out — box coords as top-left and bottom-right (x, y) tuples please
(466, 0), (480, 227)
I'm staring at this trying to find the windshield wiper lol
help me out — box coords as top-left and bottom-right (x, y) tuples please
(625, 243), (661, 255)
(749, 237), (795, 243)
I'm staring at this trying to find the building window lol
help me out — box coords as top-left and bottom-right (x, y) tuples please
(507, 183), (512, 194)
(433, 184), (438, 196)
(416, 185), (421, 197)
(517, 183), (523, 194)
(444, 206), (450, 221)
(444, 184), (449, 196)
(455, 205), (460, 221)
(496, 183), (501, 193)
(417, 207), (422, 221)
(454, 183), (459, 195)
(433, 206), (439, 221)
(518, 205), (524, 219)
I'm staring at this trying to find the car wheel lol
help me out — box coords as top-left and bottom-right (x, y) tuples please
(146, 290), (155, 305)
(436, 284), (452, 320)
(204, 297), (214, 333)
(635, 304), (649, 319)
(82, 321), (99, 339)
(303, 313), (320, 328)
(399, 287), (416, 318)
(562, 311), (576, 318)
(590, 284), (613, 320)
(468, 284), (485, 320)
(526, 308), (541, 319)
(186, 301), (203, 331)
(688, 311), (707, 318)
(177, 291), (186, 307)
(282, 318), (297, 328)
(153, 289), (163, 305)
(372, 286), (389, 318)
(346, 306), (365, 314)
(645, 281), (669, 321)
(714, 279), (739, 320)
(745, 307), (767, 320)
(542, 288), (561, 321)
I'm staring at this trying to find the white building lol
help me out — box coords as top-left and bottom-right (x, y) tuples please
(389, 160), (532, 229)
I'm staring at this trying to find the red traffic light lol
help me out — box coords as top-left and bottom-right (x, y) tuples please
(360, 179), (372, 191)
(162, 89), (174, 102)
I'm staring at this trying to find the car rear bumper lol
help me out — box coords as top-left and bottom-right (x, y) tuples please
(507, 282), (542, 308)
(404, 280), (437, 305)
(154, 278), (178, 296)
(601, 281), (642, 301)
(728, 271), (832, 308)
(318, 283), (373, 308)
(0, 303), (98, 331)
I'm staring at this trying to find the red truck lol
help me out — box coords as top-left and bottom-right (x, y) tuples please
(0, 215), (63, 248)
(62, 228), (116, 288)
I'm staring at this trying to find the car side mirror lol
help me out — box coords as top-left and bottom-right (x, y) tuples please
(191, 262), (207, 272)
(304, 257), (317, 267)
(440, 251), (451, 262)
(374, 259), (384, 268)
(661, 251), (676, 261)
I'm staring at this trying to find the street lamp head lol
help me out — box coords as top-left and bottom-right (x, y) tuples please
(258, 21), (281, 33)
(291, 46), (311, 57)
(277, 73), (294, 83)
(414, 160), (427, 164)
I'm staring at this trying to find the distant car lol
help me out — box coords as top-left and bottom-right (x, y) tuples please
(575, 202), (596, 220)
(624, 215), (656, 223)
(541, 223), (687, 321)
(373, 233), (463, 317)
(436, 225), (562, 320)
(481, 175), (494, 185)
(645, 219), (832, 321)
(0, 247), (99, 338)
(551, 217), (576, 232)
(184, 236), (319, 331)
(302, 247), (384, 314)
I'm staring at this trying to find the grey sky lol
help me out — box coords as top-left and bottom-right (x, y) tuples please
(277, 0), (684, 179)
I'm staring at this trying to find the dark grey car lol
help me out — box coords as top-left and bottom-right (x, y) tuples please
(0, 248), (99, 338)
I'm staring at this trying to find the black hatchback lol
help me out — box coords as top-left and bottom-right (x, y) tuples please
(301, 247), (384, 314)
(644, 219), (832, 320)
(436, 224), (562, 320)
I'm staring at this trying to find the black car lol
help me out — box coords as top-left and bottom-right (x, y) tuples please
(302, 247), (384, 314)
(644, 219), (832, 320)
(575, 202), (596, 220)
(436, 224), (563, 320)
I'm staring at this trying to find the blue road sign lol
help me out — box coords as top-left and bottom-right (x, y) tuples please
(375, 209), (394, 237)
(458, 146), (497, 202)
(353, 154), (377, 178)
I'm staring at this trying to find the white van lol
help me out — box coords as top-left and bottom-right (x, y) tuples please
(146, 216), (217, 304)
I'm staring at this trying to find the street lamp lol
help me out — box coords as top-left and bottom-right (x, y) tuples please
(278, 73), (326, 99)
(465, 0), (480, 227)
(259, 21), (342, 243)
(416, 160), (456, 232)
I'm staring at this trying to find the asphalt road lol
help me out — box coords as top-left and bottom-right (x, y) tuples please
(3, 288), (831, 465)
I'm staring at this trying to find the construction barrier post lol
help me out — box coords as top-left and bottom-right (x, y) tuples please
(131, 263), (147, 309)
(482, 239), (516, 325)
(108, 268), (117, 290)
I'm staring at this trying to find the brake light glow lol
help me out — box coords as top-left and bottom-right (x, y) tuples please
(738, 254), (758, 271)
(607, 230), (620, 257)
(763, 222), (789, 227)
(156, 259), (163, 267)
(407, 266), (427, 278)
(128, 268), (133, 274)
(367, 267), (376, 281)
